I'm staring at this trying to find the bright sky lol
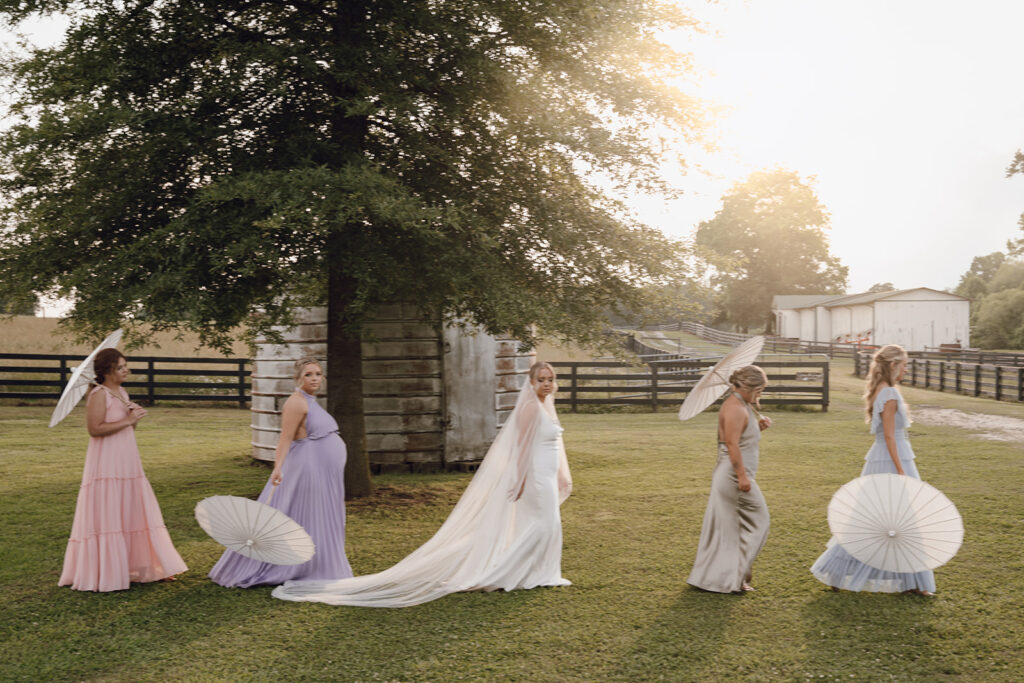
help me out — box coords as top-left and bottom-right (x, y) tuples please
(7, 1), (1024, 312)
(648, 0), (1024, 292)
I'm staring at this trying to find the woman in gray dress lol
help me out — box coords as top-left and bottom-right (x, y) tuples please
(687, 365), (771, 593)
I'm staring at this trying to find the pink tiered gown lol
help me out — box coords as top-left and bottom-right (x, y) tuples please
(58, 385), (187, 591)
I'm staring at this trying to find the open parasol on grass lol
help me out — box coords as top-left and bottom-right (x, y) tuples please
(49, 328), (124, 428)
(827, 473), (963, 573)
(195, 491), (315, 566)
(678, 335), (765, 421)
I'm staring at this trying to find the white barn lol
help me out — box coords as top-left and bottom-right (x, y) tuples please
(772, 288), (970, 351)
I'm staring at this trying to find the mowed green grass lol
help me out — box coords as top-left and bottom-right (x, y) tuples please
(0, 370), (1022, 681)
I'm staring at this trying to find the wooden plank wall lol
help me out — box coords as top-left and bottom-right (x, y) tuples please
(362, 304), (445, 472)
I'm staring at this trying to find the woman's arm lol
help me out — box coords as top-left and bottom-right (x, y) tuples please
(880, 397), (906, 475)
(85, 389), (142, 437)
(271, 394), (308, 485)
(720, 398), (751, 492)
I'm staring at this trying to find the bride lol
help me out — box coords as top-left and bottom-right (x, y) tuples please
(272, 361), (572, 607)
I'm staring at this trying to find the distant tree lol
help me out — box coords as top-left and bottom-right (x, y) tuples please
(1008, 150), (1024, 250)
(954, 252), (1006, 299)
(0, 1), (707, 496)
(695, 169), (848, 331)
(972, 288), (1024, 349)
(955, 151), (1024, 348)
(986, 260), (1024, 293)
(867, 282), (896, 293)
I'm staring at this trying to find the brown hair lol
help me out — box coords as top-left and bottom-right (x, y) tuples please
(293, 357), (322, 384)
(864, 344), (907, 421)
(93, 348), (126, 384)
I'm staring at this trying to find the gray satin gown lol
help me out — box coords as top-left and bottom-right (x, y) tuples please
(687, 393), (770, 593)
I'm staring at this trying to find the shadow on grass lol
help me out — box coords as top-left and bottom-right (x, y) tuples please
(799, 589), (940, 679)
(610, 586), (738, 680)
(1, 577), (285, 679)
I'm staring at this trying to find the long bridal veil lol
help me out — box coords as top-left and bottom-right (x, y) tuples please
(271, 376), (571, 607)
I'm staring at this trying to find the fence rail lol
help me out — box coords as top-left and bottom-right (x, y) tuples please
(916, 348), (1024, 367)
(0, 353), (251, 407)
(853, 352), (1024, 403)
(669, 322), (869, 358)
(551, 359), (829, 412)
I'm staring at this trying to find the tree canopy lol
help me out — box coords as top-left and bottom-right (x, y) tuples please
(0, 1), (709, 494)
(954, 250), (1024, 349)
(0, 0), (704, 351)
(694, 169), (848, 331)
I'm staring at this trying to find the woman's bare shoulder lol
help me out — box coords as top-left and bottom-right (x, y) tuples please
(282, 392), (309, 413)
(719, 393), (747, 417)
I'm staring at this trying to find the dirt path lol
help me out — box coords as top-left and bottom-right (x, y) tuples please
(912, 406), (1024, 442)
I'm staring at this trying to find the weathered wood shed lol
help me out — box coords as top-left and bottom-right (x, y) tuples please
(250, 306), (534, 471)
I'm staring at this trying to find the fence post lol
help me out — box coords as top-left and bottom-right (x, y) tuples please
(821, 361), (830, 412)
(955, 363), (961, 393)
(924, 359), (930, 388)
(570, 364), (578, 413)
(147, 359), (156, 405)
(1018, 368), (1023, 402)
(974, 363), (981, 397)
(911, 359), (917, 386)
(994, 365), (1002, 401)
(59, 357), (69, 390)
(650, 363), (659, 412)
(237, 360), (247, 408)
(938, 361), (945, 392)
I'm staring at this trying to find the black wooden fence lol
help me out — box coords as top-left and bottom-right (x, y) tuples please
(853, 352), (1024, 403)
(0, 353), (251, 407)
(552, 359), (829, 412)
(916, 348), (1024, 367)
(671, 322), (868, 358)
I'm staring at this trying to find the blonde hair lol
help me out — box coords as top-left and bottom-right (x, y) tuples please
(293, 357), (322, 384)
(529, 361), (556, 382)
(729, 365), (766, 391)
(729, 365), (767, 409)
(864, 344), (907, 421)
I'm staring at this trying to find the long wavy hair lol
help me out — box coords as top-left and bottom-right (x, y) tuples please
(863, 344), (907, 421)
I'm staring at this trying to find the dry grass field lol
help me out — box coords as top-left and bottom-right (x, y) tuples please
(0, 316), (251, 356)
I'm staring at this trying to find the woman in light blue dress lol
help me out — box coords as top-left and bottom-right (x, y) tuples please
(810, 344), (935, 595)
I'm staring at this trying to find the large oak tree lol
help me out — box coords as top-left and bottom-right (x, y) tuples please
(695, 169), (848, 332)
(0, 1), (707, 495)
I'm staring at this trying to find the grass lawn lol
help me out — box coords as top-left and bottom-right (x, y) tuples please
(1, 370), (1022, 681)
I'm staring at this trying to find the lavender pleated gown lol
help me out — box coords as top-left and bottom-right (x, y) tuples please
(209, 390), (353, 587)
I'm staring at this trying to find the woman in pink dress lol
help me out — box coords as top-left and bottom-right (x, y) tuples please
(59, 348), (187, 591)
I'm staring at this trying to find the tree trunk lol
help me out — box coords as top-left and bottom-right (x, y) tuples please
(327, 256), (373, 499)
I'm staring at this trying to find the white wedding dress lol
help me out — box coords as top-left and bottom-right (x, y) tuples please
(272, 379), (572, 607)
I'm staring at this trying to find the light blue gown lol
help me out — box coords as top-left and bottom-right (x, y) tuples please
(810, 386), (936, 592)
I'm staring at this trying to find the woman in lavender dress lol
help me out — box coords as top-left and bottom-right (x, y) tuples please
(210, 358), (353, 587)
